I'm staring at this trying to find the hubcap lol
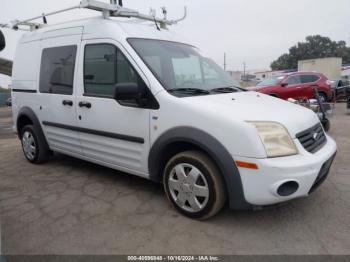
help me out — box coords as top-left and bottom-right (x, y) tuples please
(22, 131), (36, 160)
(168, 163), (209, 213)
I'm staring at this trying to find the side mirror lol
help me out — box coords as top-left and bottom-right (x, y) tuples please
(0, 30), (5, 52)
(114, 83), (141, 101)
(281, 82), (288, 87)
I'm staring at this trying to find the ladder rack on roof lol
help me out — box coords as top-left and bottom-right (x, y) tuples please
(0, 0), (187, 31)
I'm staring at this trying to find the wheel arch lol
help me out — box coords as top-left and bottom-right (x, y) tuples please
(148, 127), (252, 210)
(318, 90), (328, 100)
(16, 107), (49, 149)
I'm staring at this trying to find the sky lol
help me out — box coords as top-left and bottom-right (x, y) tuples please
(0, 0), (350, 88)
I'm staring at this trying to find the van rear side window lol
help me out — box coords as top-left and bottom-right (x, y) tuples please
(39, 45), (77, 95)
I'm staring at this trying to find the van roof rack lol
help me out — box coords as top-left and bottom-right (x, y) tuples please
(0, 0), (187, 31)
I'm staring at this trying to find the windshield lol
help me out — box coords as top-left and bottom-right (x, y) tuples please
(128, 39), (241, 95)
(258, 76), (284, 86)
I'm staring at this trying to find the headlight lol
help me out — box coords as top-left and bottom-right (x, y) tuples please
(248, 122), (297, 158)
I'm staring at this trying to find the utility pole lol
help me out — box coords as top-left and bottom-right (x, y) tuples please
(243, 62), (246, 78)
(224, 52), (227, 71)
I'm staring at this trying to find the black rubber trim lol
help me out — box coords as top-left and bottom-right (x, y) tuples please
(82, 93), (160, 110)
(12, 89), (37, 93)
(296, 123), (327, 153)
(308, 152), (337, 194)
(148, 127), (252, 210)
(296, 122), (322, 137)
(83, 93), (113, 99)
(16, 107), (50, 150)
(42, 121), (144, 144)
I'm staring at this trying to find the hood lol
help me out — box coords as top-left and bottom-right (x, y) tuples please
(247, 85), (277, 93)
(246, 86), (261, 91)
(184, 91), (319, 137)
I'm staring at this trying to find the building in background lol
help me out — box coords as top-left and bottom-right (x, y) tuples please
(226, 70), (259, 87)
(298, 57), (342, 80)
(226, 71), (242, 83)
(341, 64), (350, 80)
(254, 69), (297, 81)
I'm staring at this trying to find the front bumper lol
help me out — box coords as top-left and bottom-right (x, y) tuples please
(234, 135), (337, 206)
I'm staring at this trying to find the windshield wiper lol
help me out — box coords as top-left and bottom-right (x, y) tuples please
(168, 88), (210, 95)
(210, 87), (240, 93)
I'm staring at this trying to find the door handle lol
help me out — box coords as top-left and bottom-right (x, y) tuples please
(79, 101), (92, 108)
(62, 100), (73, 106)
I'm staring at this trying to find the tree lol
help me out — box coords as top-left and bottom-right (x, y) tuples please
(271, 35), (350, 70)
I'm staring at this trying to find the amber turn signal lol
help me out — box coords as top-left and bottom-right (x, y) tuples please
(235, 161), (258, 170)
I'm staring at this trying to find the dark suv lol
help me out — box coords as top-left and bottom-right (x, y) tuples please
(251, 72), (332, 101)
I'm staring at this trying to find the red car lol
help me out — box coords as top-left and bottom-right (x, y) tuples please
(251, 72), (332, 101)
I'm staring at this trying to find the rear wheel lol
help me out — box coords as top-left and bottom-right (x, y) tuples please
(20, 125), (50, 164)
(163, 150), (226, 220)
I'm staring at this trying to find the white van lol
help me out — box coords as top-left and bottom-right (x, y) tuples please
(7, 2), (337, 219)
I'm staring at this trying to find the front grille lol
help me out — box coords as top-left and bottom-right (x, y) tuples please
(296, 123), (327, 153)
(309, 153), (336, 194)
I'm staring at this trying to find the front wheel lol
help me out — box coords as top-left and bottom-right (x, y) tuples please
(163, 151), (226, 220)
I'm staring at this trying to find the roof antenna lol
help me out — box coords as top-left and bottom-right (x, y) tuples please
(150, 8), (160, 31)
(154, 17), (160, 31)
(42, 14), (47, 24)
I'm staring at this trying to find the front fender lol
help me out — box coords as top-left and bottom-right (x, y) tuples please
(148, 127), (252, 210)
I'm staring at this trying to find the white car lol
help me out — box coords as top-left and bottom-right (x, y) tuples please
(8, 4), (337, 219)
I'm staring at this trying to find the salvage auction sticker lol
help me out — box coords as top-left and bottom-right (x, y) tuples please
(128, 256), (220, 261)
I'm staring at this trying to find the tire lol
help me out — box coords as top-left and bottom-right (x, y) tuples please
(163, 150), (226, 220)
(20, 125), (50, 164)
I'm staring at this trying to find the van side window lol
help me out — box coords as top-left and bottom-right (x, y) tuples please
(39, 45), (77, 95)
(84, 44), (138, 97)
